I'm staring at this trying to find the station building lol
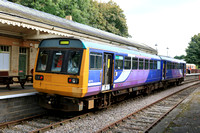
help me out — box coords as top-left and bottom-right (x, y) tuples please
(0, 1), (157, 78)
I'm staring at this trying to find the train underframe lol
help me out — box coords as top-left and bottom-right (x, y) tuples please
(37, 78), (184, 112)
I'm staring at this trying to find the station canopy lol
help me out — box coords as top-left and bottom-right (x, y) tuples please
(0, 1), (157, 54)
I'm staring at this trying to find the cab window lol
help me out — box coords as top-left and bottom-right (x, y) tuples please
(51, 51), (65, 72)
(36, 50), (49, 71)
(67, 51), (82, 74)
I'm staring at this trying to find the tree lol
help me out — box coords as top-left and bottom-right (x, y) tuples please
(185, 33), (200, 66)
(174, 55), (185, 60)
(8, 0), (130, 37)
(98, 1), (129, 37)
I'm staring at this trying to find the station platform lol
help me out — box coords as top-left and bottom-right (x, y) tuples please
(0, 83), (44, 123)
(0, 83), (37, 99)
(150, 86), (200, 133)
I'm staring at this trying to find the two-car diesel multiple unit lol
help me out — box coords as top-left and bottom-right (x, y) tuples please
(33, 38), (186, 112)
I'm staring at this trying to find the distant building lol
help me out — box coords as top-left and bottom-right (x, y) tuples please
(186, 64), (196, 69)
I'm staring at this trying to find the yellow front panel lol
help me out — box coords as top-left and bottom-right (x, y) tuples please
(33, 49), (89, 98)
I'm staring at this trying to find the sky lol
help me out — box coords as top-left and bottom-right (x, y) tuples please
(99, 0), (200, 57)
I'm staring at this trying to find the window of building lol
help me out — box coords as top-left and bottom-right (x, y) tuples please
(124, 57), (131, 69)
(90, 52), (102, 70)
(145, 59), (149, 69)
(132, 57), (138, 69)
(139, 58), (144, 69)
(19, 47), (27, 54)
(0, 46), (9, 52)
(115, 55), (123, 70)
(0, 45), (9, 71)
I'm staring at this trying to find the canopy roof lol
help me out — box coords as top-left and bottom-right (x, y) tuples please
(0, 0), (157, 54)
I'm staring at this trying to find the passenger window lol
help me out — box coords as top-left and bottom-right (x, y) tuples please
(124, 57), (131, 69)
(90, 52), (102, 70)
(139, 59), (144, 69)
(145, 59), (149, 70)
(51, 51), (65, 72)
(132, 57), (138, 69)
(167, 62), (170, 69)
(150, 60), (154, 69)
(172, 63), (175, 69)
(154, 61), (157, 69)
(157, 61), (161, 69)
(115, 55), (123, 70)
(170, 62), (173, 69)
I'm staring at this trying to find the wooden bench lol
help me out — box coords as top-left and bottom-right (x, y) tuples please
(0, 71), (26, 90)
(25, 75), (33, 83)
(0, 71), (13, 90)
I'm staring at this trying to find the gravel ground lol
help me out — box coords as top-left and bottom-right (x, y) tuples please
(46, 82), (199, 133)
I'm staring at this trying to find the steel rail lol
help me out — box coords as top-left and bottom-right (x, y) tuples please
(29, 113), (90, 133)
(0, 112), (90, 133)
(96, 81), (200, 133)
(0, 77), (198, 133)
(0, 114), (45, 129)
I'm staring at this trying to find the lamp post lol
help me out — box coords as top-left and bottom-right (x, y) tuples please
(155, 44), (157, 51)
(166, 47), (169, 56)
(155, 44), (158, 55)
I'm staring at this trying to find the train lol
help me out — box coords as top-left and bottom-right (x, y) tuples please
(33, 38), (186, 112)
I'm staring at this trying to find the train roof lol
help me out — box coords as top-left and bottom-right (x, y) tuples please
(83, 40), (161, 60)
(39, 38), (160, 60)
(0, 0), (157, 54)
(159, 55), (186, 63)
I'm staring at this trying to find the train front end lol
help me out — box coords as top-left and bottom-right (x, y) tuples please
(33, 38), (89, 112)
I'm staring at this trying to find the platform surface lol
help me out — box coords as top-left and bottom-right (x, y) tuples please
(0, 83), (36, 99)
(150, 86), (200, 133)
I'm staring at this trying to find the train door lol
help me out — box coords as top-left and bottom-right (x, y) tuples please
(162, 61), (166, 80)
(182, 64), (185, 76)
(102, 53), (113, 91)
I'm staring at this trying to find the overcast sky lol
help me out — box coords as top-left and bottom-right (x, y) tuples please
(100, 0), (200, 57)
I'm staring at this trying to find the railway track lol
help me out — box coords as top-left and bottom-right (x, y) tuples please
(0, 80), (199, 133)
(96, 83), (200, 133)
(0, 112), (90, 133)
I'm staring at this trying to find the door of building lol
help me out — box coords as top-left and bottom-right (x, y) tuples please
(18, 48), (27, 79)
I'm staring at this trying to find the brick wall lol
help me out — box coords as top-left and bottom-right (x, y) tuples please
(10, 46), (19, 76)
(0, 95), (45, 123)
(0, 36), (39, 76)
(29, 47), (38, 75)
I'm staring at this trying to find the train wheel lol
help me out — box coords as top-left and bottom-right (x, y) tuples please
(176, 81), (180, 86)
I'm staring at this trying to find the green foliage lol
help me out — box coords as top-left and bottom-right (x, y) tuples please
(174, 55), (185, 60)
(98, 1), (129, 37)
(185, 33), (200, 66)
(8, 0), (130, 37)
